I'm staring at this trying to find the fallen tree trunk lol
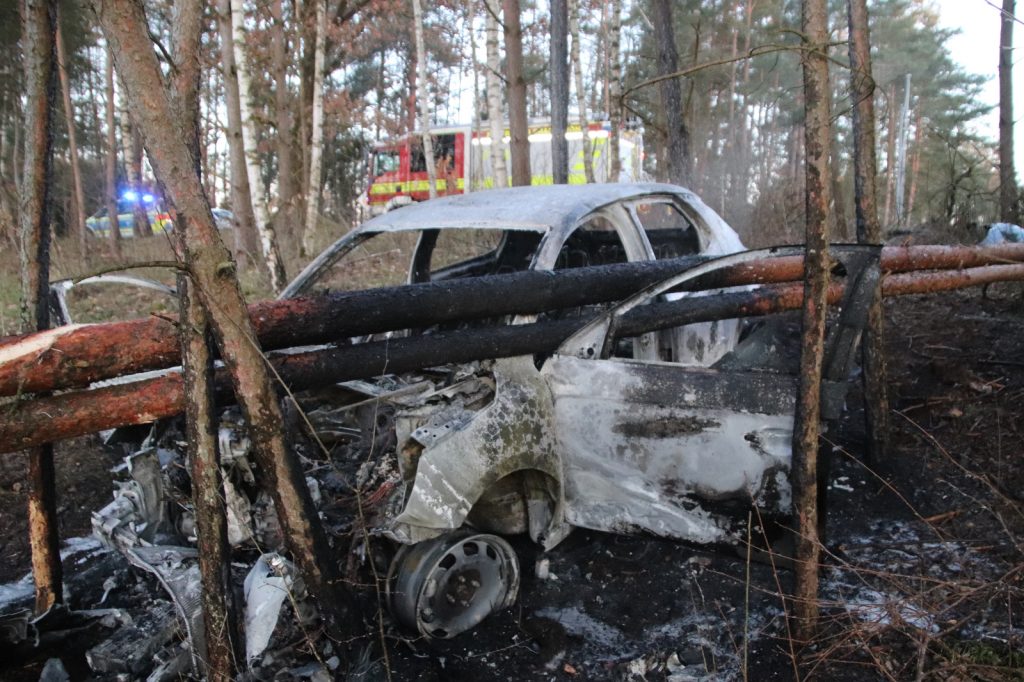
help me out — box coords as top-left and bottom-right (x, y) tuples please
(2, 262), (1023, 453)
(2, 243), (1023, 398)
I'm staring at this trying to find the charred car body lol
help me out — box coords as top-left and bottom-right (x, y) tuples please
(80, 185), (878, 664)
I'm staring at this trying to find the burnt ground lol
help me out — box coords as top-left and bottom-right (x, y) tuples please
(1, 282), (1023, 681)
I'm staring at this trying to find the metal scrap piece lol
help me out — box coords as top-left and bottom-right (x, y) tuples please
(124, 546), (206, 676)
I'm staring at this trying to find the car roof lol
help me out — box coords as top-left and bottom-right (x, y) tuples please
(358, 183), (697, 238)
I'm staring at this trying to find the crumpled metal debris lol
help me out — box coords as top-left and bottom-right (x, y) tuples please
(92, 449), (168, 550)
(243, 553), (314, 665)
(124, 546), (207, 674)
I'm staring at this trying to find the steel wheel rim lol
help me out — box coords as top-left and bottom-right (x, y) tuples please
(388, 532), (519, 639)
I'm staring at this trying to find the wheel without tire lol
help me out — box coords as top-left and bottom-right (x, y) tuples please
(387, 531), (520, 639)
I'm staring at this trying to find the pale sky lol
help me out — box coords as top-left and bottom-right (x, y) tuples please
(932, 0), (1024, 175)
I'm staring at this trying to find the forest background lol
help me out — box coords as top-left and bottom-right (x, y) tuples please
(0, 0), (1017, 315)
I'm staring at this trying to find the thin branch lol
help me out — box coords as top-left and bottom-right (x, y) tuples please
(71, 260), (185, 283)
(621, 42), (848, 102)
(984, 0), (1024, 26)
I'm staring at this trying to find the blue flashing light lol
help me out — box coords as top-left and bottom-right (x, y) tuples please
(143, 194), (155, 204)
(122, 190), (138, 201)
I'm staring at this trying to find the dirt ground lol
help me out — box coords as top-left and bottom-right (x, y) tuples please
(0, 278), (1022, 680)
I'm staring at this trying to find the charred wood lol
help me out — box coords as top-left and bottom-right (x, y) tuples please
(2, 244), (1024, 398)
(3, 262), (1024, 454)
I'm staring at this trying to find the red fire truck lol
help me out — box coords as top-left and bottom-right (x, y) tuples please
(366, 121), (644, 213)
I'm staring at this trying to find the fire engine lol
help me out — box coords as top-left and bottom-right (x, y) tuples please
(366, 121), (644, 213)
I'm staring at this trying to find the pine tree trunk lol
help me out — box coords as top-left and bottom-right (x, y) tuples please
(301, 0), (327, 256)
(216, 0), (259, 272)
(271, 0), (296, 230)
(55, 17), (88, 255)
(570, 0), (594, 183)
(484, 0), (508, 188)
(848, 0), (889, 464)
(550, 0), (569, 184)
(652, 0), (688, 186)
(503, 0), (530, 186)
(413, 0), (438, 198)
(999, 0), (1017, 223)
(792, 0), (833, 642)
(91, 0), (357, 640)
(171, 11), (239, 674)
(19, 0), (63, 617)
(230, 0), (287, 292)
(105, 44), (122, 258)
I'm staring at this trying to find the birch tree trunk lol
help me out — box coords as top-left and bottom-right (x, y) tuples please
(503, 0), (530, 186)
(467, 0), (481, 191)
(883, 83), (896, 226)
(105, 43), (122, 257)
(793, 0), (833, 642)
(129, 124), (152, 237)
(55, 16), (88, 255)
(848, 0), (889, 463)
(216, 0), (259, 272)
(484, 0), (508, 189)
(19, 0), (63, 617)
(570, 0), (594, 183)
(301, 0), (326, 256)
(91, 0), (357, 640)
(413, 0), (437, 198)
(999, 0), (1018, 223)
(606, 0), (622, 183)
(230, 0), (287, 292)
(550, 0), (569, 184)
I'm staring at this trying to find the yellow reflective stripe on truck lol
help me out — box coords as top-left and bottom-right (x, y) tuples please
(369, 178), (466, 195)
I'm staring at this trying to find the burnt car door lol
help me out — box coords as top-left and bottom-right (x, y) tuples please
(543, 246), (882, 545)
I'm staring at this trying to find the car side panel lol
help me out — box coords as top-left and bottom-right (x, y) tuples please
(543, 354), (795, 544)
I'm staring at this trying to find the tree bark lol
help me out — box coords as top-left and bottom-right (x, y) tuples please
(793, 0), (832, 642)
(169, 6), (237, 677)
(503, 0), (530, 186)
(412, 0), (438, 198)
(55, 15), (88, 255)
(271, 0), (296, 230)
(484, 0), (508, 189)
(179, 273), (237, 680)
(550, 0), (569, 184)
(883, 83), (896, 226)
(105, 43), (122, 257)
(848, 0), (889, 463)
(907, 110), (923, 220)
(216, 0), (259, 272)
(999, 0), (1018, 224)
(301, 0), (327, 256)
(652, 0), (688, 186)
(89, 0), (356, 640)
(19, 0), (63, 617)
(569, 0), (594, 183)
(230, 0), (288, 292)
(6, 242), (1024, 400)
(607, 0), (622, 183)
(129, 124), (152, 236)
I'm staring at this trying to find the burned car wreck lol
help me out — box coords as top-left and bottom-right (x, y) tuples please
(80, 185), (879, 674)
